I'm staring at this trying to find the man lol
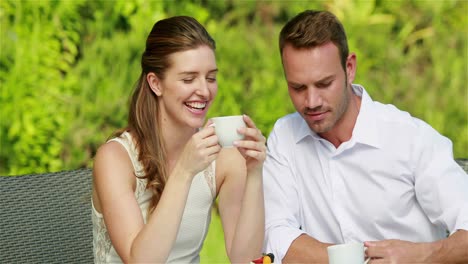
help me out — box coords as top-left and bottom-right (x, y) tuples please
(263, 10), (468, 263)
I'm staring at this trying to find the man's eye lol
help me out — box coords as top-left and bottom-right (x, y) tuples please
(317, 82), (331, 88)
(291, 85), (306, 91)
(183, 78), (194, 84)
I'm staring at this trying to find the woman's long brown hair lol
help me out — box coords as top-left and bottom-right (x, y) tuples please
(114, 16), (216, 213)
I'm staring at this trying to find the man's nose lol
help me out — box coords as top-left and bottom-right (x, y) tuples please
(305, 88), (322, 109)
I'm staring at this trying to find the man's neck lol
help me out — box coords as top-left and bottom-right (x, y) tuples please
(319, 93), (362, 148)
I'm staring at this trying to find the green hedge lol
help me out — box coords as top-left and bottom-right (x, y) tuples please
(1, 0), (466, 175)
(2, 0), (466, 176)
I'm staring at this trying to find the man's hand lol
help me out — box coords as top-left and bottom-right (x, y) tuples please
(365, 239), (434, 264)
(365, 230), (468, 264)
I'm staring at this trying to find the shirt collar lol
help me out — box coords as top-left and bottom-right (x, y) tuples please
(293, 84), (381, 149)
(351, 84), (381, 149)
(294, 115), (314, 143)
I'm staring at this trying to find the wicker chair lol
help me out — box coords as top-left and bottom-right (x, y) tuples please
(0, 160), (466, 263)
(0, 168), (93, 263)
(456, 159), (468, 173)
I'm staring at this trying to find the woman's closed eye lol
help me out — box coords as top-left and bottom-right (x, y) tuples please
(183, 78), (195, 84)
(206, 76), (217, 83)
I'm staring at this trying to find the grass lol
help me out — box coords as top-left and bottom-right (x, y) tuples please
(200, 208), (230, 263)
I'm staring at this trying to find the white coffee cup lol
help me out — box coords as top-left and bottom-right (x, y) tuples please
(211, 115), (246, 148)
(327, 242), (369, 264)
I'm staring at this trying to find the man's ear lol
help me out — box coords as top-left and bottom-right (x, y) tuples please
(147, 72), (163, 96)
(346, 53), (357, 85)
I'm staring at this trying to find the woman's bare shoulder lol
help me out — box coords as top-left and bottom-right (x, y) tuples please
(92, 140), (137, 213)
(95, 140), (130, 165)
(93, 141), (135, 184)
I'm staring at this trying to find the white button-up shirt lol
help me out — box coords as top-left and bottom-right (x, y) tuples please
(263, 84), (468, 263)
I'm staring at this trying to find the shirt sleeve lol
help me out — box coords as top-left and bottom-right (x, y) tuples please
(262, 123), (305, 264)
(413, 120), (468, 234)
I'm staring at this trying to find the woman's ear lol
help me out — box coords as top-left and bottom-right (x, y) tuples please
(147, 72), (163, 96)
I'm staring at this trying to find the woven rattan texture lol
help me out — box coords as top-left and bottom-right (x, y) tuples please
(0, 168), (93, 263)
(456, 159), (468, 173)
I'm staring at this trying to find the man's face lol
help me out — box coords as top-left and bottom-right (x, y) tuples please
(281, 42), (355, 136)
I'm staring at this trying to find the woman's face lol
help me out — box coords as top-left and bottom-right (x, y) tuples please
(156, 45), (218, 129)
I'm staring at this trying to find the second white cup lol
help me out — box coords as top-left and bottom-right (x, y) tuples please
(327, 242), (369, 264)
(211, 115), (246, 148)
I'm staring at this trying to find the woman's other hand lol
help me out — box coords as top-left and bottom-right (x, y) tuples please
(176, 120), (221, 177)
(233, 114), (266, 174)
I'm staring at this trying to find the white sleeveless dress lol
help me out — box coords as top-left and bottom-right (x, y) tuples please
(92, 132), (216, 263)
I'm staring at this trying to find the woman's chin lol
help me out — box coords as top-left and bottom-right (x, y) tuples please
(187, 117), (207, 129)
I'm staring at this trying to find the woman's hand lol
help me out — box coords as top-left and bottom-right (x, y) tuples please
(176, 121), (221, 178)
(233, 114), (266, 173)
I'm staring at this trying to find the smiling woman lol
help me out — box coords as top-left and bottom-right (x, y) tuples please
(91, 16), (266, 264)
(147, 45), (218, 123)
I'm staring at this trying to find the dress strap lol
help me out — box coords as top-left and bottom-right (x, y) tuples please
(204, 161), (216, 198)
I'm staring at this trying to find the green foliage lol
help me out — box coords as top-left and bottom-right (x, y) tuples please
(1, 0), (84, 174)
(60, 0), (166, 169)
(3, 0), (465, 174)
(200, 208), (229, 263)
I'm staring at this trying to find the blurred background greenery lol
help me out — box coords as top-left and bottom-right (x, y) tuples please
(1, 0), (466, 262)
